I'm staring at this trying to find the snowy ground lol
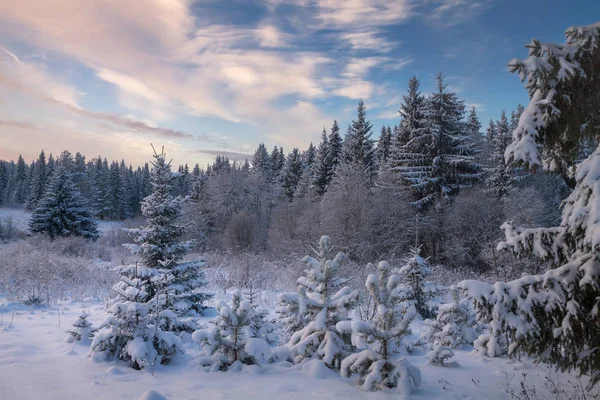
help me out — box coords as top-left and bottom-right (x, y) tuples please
(0, 208), (123, 235)
(0, 299), (586, 400)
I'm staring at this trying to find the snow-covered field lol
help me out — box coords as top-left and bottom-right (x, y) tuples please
(0, 208), (123, 235)
(0, 298), (585, 400)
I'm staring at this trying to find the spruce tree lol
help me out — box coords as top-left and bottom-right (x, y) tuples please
(281, 148), (303, 201)
(92, 146), (211, 370)
(380, 76), (426, 188)
(397, 247), (443, 319)
(313, 128), (331, 196)
(341, 100), (375, 173)
(422, 285), (471, 365)
(107, 161), (127, 220)
(460, 21), (600, 388)
(13, 155), (29, 205)
(337, 261), (420, 393)
(487, 110), (513, 198)
(328, 120), (343, 173)
(252, 143), (271, 177)
(26, 150), (47, 210)
(392, 74), (483, 209)
(377, 125), (392, 167)
(285, 236), (359, 368)
(192, 289), (271, 370)
(123, 146), (211, 316)
(29, 167), (98, 240)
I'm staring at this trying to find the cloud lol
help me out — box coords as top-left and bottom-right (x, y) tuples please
(377, 109), (401, 120)
(0, 46), (23, 64)
(424, 0), (493, 28)
(0, 119), (38, 129)
(190, 149), (253, 162)
(0, 0), (494, 164)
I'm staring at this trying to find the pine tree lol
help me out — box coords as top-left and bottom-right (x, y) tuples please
(252, 143), (271, 177)
(380, 76), (426, 188)
(487, 110), (513, 198)
(393, 74), (483, 209)
(46, 153), (56, 181)
(285, 236), (359, 368)
(123, 146), (211, 317)
(422, 285), (471, 365)
(281, 148), (303, 201)
(107, 161), (127, 220)
(466, 106), (482, 137)
(29, 167), (98, 240)
(26, 150), (47, 210)
(337, 261), (420, 393)
(13, 155), (29, 205)
(460, 21), (600, 388)
(397, 247), (443, 319)
(192, 289), (271, 370)
(377, 125), (392, 167)
(91, 157), (108, 219)
(328, 120), (343, 173)
(313, 128), (331, 196)
(91, 270), (182, 370)
(67, 312), (95, 343)
(341, 100), (375, 174)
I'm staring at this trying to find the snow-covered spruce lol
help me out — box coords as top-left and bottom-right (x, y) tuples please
(422, 285), (472, 365)
(123, 146), (211, 319)
(29, 167), (99, 241)
(276, 286), (310, 344)
(283, 235), (359, 368)
(67, 312), (95, 343)
(397, 247), (443, 319)
(337, 261), (420, 393)
(381, 74), (483, 209)
(90, 274), (181, 370)
(91, 146), (210, 370)
(461, 21), (600, 389)
(192, 289), (271, 370)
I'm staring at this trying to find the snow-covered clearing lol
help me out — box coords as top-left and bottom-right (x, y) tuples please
(0, 208), (123, 235)
(0, 299), (585, 400)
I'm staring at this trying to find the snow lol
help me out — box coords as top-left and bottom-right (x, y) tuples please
(0, 207), (124, 235)
(0, 297), (591, 400)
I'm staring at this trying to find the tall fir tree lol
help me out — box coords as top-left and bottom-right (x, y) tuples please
(281, 148), (303, 201)
(341, 100), (375, 174)
(392, 73), (483, 209)
(26, 150), (47, 210)
(328, 120), (343, 174)
(381, 76), (426, 187)
(13, 155), (29, 205)
(487, 110), (513, 198)
(313, 128), (331, 196)
(377, 125), (392, 168)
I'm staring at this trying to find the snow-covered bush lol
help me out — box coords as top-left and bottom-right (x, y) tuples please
(0, 238), (116, 303)
(282, 236), (359, 368)
(398, 247), (443, 319)
(192, 289), (271, 370)
(337, 261), (420, 392)
(91, 274), (181, 370)
(67, 312), (95, 343)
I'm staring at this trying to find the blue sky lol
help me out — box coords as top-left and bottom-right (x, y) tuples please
(0, 0), (598, 166)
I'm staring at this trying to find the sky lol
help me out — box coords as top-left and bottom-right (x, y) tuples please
(0, 0), (598, 167)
